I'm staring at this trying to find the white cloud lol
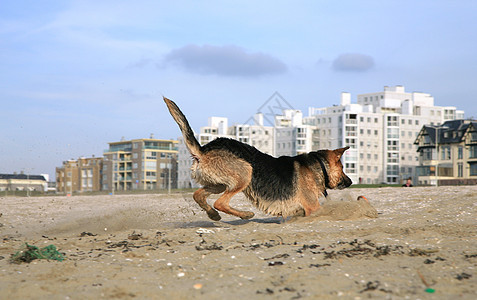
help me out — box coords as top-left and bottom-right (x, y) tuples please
(163, 44), (287, 77)
(332, 53), (374, 72)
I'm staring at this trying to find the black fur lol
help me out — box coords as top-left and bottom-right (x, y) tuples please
(201, 137), (328, 201)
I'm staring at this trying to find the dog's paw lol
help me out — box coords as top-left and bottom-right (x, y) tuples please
(207, 210), (221, 221)
(240, 211), (255, 220)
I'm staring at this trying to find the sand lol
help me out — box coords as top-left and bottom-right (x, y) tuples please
(0, 186), (476, 299)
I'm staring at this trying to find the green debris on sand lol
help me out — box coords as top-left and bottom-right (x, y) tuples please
(10, 243), (64, 264)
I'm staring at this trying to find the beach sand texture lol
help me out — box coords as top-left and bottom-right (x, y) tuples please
(1, 186), (476, 299)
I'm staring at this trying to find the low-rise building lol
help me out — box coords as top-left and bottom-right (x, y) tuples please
(56, 156), (103, 194)
(414, 119), (477, 185)
(0, 173), (48, 192)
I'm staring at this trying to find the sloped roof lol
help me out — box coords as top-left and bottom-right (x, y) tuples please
(416, 119), (477, 145)
(0, 174), (47, 181)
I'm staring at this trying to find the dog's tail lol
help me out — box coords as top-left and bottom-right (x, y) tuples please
(163, 97), (201, 158)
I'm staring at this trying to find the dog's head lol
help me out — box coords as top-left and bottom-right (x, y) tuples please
(314, 146), (352, 190)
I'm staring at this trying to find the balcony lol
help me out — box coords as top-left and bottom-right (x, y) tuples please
(104, 147), (132, 153)
(144, 145), (178, 151)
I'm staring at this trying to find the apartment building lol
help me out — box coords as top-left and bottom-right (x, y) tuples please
(102, 137), (178, 191)
(414, 120), (477, 185)
(231, 114), (274, 155)
(56, 156), (103, 194)
(306, 86), (465, 184)
(275, 109), (315, 156)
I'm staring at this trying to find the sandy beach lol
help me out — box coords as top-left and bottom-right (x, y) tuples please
(1, 186), (476, 299)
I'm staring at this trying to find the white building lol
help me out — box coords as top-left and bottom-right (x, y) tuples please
(229, 113), (275, 156)
(307, 86), (465, 184)
(275, 109), (316, 156)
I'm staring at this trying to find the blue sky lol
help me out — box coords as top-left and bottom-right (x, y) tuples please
(1, 0), (476, 178)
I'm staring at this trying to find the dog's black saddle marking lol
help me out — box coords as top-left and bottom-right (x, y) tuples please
(201, 138), (330, 201)
(201, 138), (295, 200)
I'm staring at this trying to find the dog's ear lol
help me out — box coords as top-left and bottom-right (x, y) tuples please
(333, 146), (350, 160)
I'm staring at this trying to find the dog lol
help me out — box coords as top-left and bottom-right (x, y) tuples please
(164, 97), (352, 220)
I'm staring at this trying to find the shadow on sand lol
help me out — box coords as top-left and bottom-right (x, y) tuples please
(171, 217), (283, 229)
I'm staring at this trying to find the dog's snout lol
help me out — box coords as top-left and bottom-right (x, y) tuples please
(338, 175), (353, 189)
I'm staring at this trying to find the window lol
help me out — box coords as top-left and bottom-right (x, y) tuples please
(422, 148), (434, 160)
(471, 163), (477, 176)
(470, 145), (477, 159)
(458, 163), (463, 177)
(387, 128), (399, 139)
(145, 161), (157, 170)
(387, 140), (399, 151)
(458, 147), (463, 159)
(387, 152), (399, 163)
(387, 116), (398, 126)
(345, 163), (356, 173)
(345, 138), (357, 149)
(441, 146), (451, 160)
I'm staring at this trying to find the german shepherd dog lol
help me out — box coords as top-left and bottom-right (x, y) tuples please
(164, 97), (352, 220)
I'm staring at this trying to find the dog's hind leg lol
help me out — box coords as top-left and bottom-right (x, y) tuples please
(193, 185), (226, 221)
(213, 182), (255, 220)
